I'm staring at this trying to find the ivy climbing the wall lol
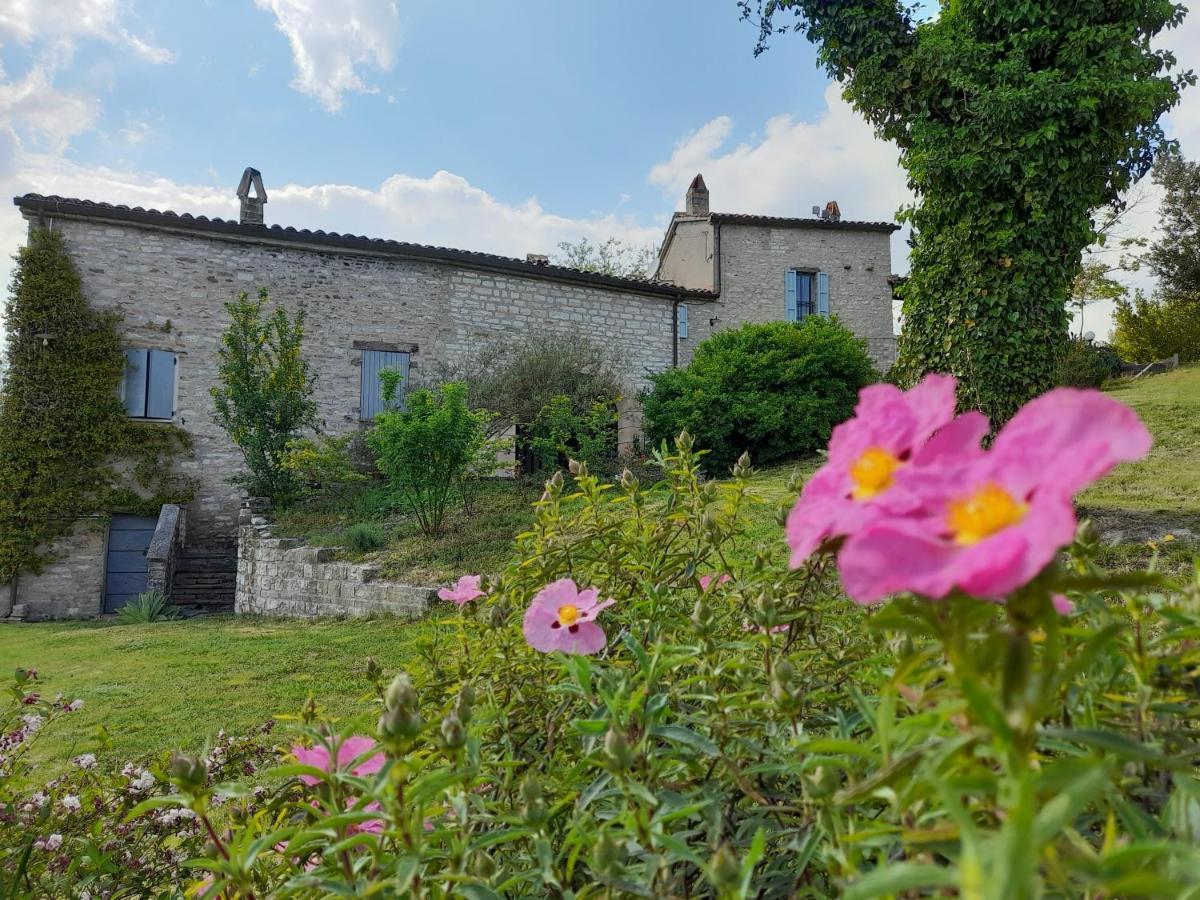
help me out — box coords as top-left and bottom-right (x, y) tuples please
(0, 228), (195, 585)
(740, 0), (1192, 422)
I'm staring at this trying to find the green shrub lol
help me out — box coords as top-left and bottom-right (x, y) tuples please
(641, 318), (875, 473)
(1055, 338), (1122, 388)
(365, 382), (490, 535)
(1112, 291), (1200, 364)
(281, 433), (368, 500)
(528, 394), (618, 474)
(342, 521), (387, 553)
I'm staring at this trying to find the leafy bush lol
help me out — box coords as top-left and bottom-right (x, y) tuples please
(281, 433), (368, 500)
(211, 288), (319, 501)
(528, 394), (619, 474)
(642, 318), (875, 473)
(342, 522), (387, 553)
(115, 590), (181, 624)
(366, 382), (491, 535)
(1055, 337), (1122, 387)
(0, 667), (276, 898)
(1112, 291), (1200, 364)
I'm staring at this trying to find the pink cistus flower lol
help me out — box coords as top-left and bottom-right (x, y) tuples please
(837, 389), (1151, 604)
(292, 736), (387, 834)
(698, 574), (732, 591)
(438, 574), (485, 606)
(523, 578), (614, 655)
(787, 374), (987, 566)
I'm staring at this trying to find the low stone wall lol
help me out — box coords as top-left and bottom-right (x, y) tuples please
(235, 503), (434, 619)
(146, 504), (185, 598)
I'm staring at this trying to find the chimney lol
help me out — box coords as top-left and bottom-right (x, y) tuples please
(526, 253), (549, 266)
(685, 173), (709, 216)
(823, 201), (842, 223)
(236, 167), (267, 226)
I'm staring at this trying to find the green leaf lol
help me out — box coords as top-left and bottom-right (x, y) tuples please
(649, 724), (719, 757)
(843, 863), (958, 899)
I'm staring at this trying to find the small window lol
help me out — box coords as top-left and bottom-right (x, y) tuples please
(360, 349), (411, 421)
(786, 270), (830, 321)
(123, 349), (176, 419)
(677, 304), (689, 340)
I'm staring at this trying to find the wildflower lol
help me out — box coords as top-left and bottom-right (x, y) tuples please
(22, 714), (44, 733)
(61, 794), (81, 812)
(787, 374), (985, 566)
(36, 834), (63, 852)
(838, 389), (1151, 603)
(292, 735), (384, 786)
(698, 574), (732, 591)
(66, 699), (84, 712)
(523, 578), (615, 655)
(1052, 595), (1075, 616)
(437, 574), (486, 606)
(73, 753), (97, 770)
(128, 769), (156, 792)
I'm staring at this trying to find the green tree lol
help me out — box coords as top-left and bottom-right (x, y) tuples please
(211, 289), (318, 501)
(1068, 260), (1127, 338)
(742, 0), (1191, 422)
(1111, 289), (1200, 363)
(1144, 152), (1200, 297)
(553, 237), (657, 279)
(0, 228), (126, 585)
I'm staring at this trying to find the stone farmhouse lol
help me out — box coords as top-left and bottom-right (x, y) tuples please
(3, 169), (898, 621)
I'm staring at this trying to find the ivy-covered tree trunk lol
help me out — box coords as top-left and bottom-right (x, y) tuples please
(0, 228), (126, 583)
(741, 0), (1191, 421)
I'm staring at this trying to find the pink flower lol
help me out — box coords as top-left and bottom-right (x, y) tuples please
(1052, 594), (1075, 616)
(522, 578), (615, 655)
(787, 374), (986, 566)
(292, 735), (384, 785)
(438, 574), (485, 606)
(838, 389), (1151, 603)
(698, 574), (732, 591)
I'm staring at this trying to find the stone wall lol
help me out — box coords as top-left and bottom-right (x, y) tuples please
(674, 223), (897, 369)
(235, 531), (434, 619)
(235, 503), (434, 619)
(43, 216), (682, 553)
(1, 518), (107, 621)
(146, 504), (184, 597)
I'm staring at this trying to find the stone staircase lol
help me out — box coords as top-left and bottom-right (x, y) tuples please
(171, 552), (237, 611)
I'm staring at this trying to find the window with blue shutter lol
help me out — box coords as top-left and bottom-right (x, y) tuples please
(786, 271), (818, 321)
(677, 304), (689, 340)
(123, 349), (175, 419)
(360, 350), (411, 421)
(817, 271), (830, 315)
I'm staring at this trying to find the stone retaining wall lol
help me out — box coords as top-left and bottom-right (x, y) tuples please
(235, 504), (434, 619)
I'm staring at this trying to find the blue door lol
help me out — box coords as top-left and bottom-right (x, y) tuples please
(104, 515), (158, 612)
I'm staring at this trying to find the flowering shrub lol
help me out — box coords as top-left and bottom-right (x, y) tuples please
(11, 381), (1200, 897)
(1, 672), (276, 897)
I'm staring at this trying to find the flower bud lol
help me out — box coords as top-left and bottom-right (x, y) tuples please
(1075, 519), (1099, 546)
(676, 430), (695, 451)
(301, 695), (319, 724)
(753, 591), (777, 628)
(488, 601), (510, 629)
(603, 728), (636, 772)
(592, 833), (626, 877)
(455, 683), (476, 725)
(521, 774), (547, 827)
(733, 451), (752, 477)
(549, 471), (564, 491)
(365, 656), (384, 684)
(385, 673), (418, 713)
(708, 843), (742, 894)
(441, 711), (467, 750)
(378, 705), (423, 741)
(775, 505), (789, 527)
(619, 468), (638, 492)
(567, 458), (583, 476)
(168, 751), (208, 789)
(472, 850), (498, 879)
(786, 471), (804, 494)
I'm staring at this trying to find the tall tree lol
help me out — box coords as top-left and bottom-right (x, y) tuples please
(553, 237), (657, 279)
(211, 289), (319, 501)
(1068, 260), (1127, 338)
(0, 228), (126, 586)
(741, 0), (1191, 421)
(1144, 152), (1200, 298)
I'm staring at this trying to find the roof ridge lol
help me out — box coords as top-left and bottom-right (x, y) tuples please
(14, 193), (715, 301)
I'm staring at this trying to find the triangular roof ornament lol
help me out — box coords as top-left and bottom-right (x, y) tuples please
(689, 173), (707, 192)
(236, 167), (267, 203)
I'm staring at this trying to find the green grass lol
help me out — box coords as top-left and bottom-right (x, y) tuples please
(3, 614), (451, 776)
(1079, 365), (1200, 516)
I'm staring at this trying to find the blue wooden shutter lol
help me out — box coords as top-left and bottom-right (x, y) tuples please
(360, 350), (411, 420)
(123, 349), (148, 417)
(797, 273), (813, 320)
(785, 270), (798, 322)
(146, 351), (176, 419)
(677, 304), (688, 339)
(817, 271), (830, 315)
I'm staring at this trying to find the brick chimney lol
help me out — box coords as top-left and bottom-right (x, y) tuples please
(236, 167), (267, 226)
(685, 173), (709, 216)
(824, 201), (842, 223)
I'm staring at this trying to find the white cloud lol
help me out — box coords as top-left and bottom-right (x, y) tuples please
(0, 0), (174, 64)
(254, 0), (402, 112)
(0, 64), (100, 155)
(118, 117), (157, 146)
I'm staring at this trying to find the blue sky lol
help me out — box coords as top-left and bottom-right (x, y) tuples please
(1, 1), (1197, 338)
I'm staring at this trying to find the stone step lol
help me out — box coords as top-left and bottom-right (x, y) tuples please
(172, 554), (237, 609)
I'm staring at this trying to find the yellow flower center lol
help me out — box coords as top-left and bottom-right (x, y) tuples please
(947, 483), (1028, 545)
(849, 447), (902, 500)
(557, 604), (581, 626)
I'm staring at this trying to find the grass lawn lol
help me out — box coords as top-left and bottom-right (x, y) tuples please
(4, 369), (1194, 773)
(3, 614), (453, 776)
